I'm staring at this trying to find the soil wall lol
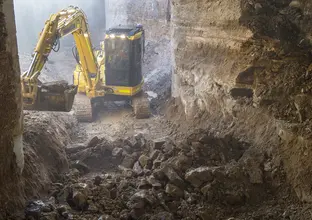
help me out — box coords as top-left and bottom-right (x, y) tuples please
(171, 0), (312, 202)
(0, 0), (24, 214)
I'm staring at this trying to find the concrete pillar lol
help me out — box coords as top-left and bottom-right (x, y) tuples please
(0, 0), (24, 179)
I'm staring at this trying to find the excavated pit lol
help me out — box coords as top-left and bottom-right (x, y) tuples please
(21, 129), (312, 220)
(3, 0), (312, 219)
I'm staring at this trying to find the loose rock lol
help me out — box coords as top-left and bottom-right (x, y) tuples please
(163, 166), (185, 188)
(152, 137), (168, 150)
(185, 167), (215, 188)
(112, 147), (123, 157)
(138, 154), (151, 168)
(121, 153), (137, 169)
(133, 161), (144, 176)
(165, 183), (184, 198)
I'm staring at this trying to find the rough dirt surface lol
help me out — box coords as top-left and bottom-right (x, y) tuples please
(1, 112), (77, 219)
(11, 1), (173, 219)
(21, 130), (312, 220)
(7, 0), (312, 219)
(170, 0), (312, 206)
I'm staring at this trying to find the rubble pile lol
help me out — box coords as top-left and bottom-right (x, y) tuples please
(24, 132), (311, 220)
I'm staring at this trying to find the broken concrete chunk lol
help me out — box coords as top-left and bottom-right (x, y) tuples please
(112, 147), (123, 157)
(152, 160), (162, 170)
(121, 153), (137, 169)
(122, 145), (133, 154)
(165, 183), (184, 198)
(152, 137), (168, 150)
(133, 161), (144, 176)
(147, 175), (162, 189)
(127, 190), (153, 209)
(138, 154), (150, 168)
(125, 136), (142, 149)
(172, 154), (192, 172)
(150, 150), (161, 161)
(163, 142), (175, 154)
(137, 178), (152, 189)
(153, 168), (166, 181)
(164, 166), (185, 188)
(185, 167), (214, 188)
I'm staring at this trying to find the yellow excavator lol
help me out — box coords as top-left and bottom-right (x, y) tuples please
(21, 6), (150, 122)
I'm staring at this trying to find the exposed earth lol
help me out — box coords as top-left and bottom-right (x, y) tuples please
(4, 0), (312, 219)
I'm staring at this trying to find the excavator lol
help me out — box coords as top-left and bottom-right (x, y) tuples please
(21, 6), (150, 122)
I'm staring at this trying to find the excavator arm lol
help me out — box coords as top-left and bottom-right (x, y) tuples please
(22, 6), (99, 112)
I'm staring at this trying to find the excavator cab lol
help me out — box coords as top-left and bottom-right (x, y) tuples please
(73, 24), (150, 121)
(104, 24), (145, 92)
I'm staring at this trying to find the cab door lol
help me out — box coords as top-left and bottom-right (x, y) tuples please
(131, 37), (143, 86)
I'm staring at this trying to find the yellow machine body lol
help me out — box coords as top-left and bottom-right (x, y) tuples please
(21, 6), (149, 121)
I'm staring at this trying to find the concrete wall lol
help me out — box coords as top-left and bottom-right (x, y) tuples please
(0, 0), (24, 212)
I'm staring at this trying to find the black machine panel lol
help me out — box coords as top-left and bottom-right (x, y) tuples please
(104, 25), (144, 87)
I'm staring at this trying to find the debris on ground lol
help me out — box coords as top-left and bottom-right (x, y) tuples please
(21, 131), (312, 220)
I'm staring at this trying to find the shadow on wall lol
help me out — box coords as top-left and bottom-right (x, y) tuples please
(13, 0), (106, 54)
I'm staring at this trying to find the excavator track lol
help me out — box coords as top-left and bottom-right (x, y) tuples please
(132, 92), (151, 119)
(74, 94), (93, 122)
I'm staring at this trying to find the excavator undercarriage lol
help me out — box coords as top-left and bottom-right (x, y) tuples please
(74, 91), (150, 122)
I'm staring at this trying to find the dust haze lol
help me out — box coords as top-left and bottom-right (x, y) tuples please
(13, 0), (106, 82)
(13, 0), (106, 53)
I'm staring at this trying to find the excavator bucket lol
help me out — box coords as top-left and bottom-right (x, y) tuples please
(23, 80), (77, 112)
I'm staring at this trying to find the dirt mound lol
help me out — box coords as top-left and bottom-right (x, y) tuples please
(0, 111), (77, 219)
(22, 111), (78, 195)
(23, 131), (312, 220)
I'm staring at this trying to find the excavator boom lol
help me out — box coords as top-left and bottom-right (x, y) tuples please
(22, 6), (98, 112)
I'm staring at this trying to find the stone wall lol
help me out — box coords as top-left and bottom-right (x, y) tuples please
(0, 0), (24, 214)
